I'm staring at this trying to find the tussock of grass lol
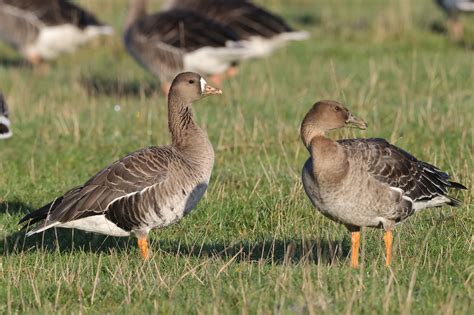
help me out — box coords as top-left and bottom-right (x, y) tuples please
(0, 0), (473, 313)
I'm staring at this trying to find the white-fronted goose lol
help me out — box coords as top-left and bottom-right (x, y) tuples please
(164, 0), (309, 58)
(124, 0), (252, 93)
(0, 93), (12, 139)
(300, 100), (466, 268)
(0, 0), (112, 63)
(435, 0), (474, 40)
(19, 72), (222, 259)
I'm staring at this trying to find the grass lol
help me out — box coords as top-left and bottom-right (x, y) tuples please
(0, 0), (473, 313)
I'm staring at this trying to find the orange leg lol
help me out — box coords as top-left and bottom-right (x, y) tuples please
(137, 238), (150, 260)
(351, 231), (361, 268)
(448, 18), (463, 41)
(27, 53), (42, 65)
(209, 73), (224, 87)
(383, 230), (393, 267)
(225, 66), (239, 78)
(161, 82), (171, 96)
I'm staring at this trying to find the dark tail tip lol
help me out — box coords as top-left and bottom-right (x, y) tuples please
(447, 197), (462, 207)
(449, 181), (467, 190)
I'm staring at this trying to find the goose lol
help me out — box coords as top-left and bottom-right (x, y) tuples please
(300, 100), (466, 268)
(19, 72), (222, 259)
(124, 0), (253, 94)
(435, 0), (474, 40)
(0, 93), (12, 139)
(164, 0), (309, 59)
(0, 0), (113, 64)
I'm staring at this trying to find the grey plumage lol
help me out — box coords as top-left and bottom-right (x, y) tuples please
(165, 0), (309, 56)
(19, 72), (222, 258)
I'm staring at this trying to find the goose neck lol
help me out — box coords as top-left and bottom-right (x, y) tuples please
(168, 97), (206, 149)
(125, 0), (147, 30)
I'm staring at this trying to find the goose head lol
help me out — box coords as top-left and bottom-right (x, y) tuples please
(301, 100), (367, 146)
(169, 72), (222, 104)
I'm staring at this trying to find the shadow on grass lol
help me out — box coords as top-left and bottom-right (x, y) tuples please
(2, 228), (349, 265)
(0, 200), (32, 215)
(155, 238), (348, 265)
(1, 229), (134, 257)
(0, 57), (30, 68)
(79, 75), (159, 98)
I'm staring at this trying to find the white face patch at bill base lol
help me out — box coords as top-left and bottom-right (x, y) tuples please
(200, 77), (207, 94)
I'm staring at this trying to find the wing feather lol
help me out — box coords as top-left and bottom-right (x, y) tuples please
(338, 138), (465, 204)
(19, 146), (173, 231)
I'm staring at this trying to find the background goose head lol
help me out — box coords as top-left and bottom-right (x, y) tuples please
(300, 100), (367, 146)
(169, 72), (222, 104)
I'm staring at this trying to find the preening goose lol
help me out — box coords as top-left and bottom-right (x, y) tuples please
(165, 0), (309, 57)
(0, 0), (112, 63)
(19, 72), (222, 259)
(124, 0), (252, 94)
(435, 0), (474, 40)
(300, 100), (466, 268)
(0, 93), (12, 139)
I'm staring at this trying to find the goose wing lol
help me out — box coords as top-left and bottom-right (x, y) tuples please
(338, 138), (465, 205)
(19, 146), (174, 231)
(169, 0), (293, 39)
(130, 9), (241, 51)
(3, 0), (107, 28)
(125, 9), (244, 80)
(0, 1), (43, 47)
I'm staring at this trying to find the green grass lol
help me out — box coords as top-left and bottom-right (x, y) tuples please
(0, 0), (473, 313)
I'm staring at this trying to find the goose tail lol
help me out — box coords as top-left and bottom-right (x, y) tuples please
(0, 94), (12, 139)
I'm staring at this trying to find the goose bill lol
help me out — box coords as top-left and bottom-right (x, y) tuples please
(203, 84), (222, 96)
(346, 113), (367, 129)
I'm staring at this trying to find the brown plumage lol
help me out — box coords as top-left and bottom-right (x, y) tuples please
(19, 72), (222, 259)
(300, 100), (466, 268)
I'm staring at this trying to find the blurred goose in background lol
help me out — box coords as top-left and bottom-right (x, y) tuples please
(300, 100), (466, 268)
(165, 0), (309, 62)
(0, 0), (113, 64)
(124, 0), (254, 94)
(0, 93), (12, 139)
(435, 0), (474, 40)
(20, 72), (222, 259)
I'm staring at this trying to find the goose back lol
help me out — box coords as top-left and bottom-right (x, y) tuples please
(166, 0), (292, 39)
(302, 137), (465, 230)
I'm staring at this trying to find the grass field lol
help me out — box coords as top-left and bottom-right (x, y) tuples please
(0, 0), (473, 313)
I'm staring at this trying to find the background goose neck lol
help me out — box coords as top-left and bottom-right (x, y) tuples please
(125, 0), (147, 30)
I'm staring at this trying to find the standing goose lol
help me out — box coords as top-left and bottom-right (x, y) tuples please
(0, 93), (12, 139)
(124, 0), (252, 94)
(165, 0), (309, 58)
(0, 0), (113, 63)
(19, 72), (222, 259)
(300, 100), (466, 268)
(435, 0), (474, 40)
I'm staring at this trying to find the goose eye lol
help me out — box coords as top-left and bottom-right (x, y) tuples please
(188, 80), (195, 84)
(334, 106), (341, 112)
